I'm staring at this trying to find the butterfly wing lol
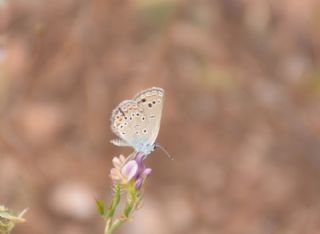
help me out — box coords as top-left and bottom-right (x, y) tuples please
(110, 138), (130, 147)
(111, 100), (145, 150)
(110, 87), (164, 154)
(134, 87), (164, 146)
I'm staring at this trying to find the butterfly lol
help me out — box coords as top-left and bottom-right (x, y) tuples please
(110, 87), (165, 156)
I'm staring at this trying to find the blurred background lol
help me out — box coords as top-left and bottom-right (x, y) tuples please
(1, 0), (320, 233)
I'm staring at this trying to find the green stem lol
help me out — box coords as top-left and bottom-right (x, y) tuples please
(105, 218), (125, 234)
(104, 218), (112, 234)
(104, 184), (140, 234)
(108, 185), (121, 218)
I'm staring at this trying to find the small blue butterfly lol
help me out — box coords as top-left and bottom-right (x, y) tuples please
(110, 87), (164, 156)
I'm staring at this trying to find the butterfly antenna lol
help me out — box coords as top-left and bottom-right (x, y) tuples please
(155, 144), (173, 160)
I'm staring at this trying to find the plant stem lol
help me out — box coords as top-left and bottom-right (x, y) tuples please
(105, 218), (125, 234)
(104, 184), (139, 234)
(104, 219), (112, 234)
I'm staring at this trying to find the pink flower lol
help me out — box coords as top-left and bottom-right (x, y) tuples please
(109, 152), (152, 189)
(121, 160), (138, 181)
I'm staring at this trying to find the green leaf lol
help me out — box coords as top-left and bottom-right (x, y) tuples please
(95, 199), (106, 216)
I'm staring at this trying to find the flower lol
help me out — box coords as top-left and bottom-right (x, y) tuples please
(109, 155), (129, 184)
(100, 152), (155, 234)
(132, 153), (152, 189)
(109, 152), (152, 189)
(121, 160), (138, 181)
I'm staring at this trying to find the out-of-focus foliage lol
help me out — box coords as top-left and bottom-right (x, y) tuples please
(0, 206), (27, 234)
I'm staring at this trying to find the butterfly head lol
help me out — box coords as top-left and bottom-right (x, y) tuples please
(137, 143), (173, 160)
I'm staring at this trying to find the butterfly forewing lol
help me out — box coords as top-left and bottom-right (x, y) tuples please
(134, 87), (164, 146)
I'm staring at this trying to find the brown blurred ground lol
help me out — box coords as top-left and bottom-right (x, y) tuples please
(1, 0), (320, 234)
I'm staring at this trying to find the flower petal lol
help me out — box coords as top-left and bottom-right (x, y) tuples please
(110, 168), (120, 181)
(112, 157), (121, 168)
(143, 168), (152, 177)
(135, 178), (143, 190)
(135, 153), (145, 165)
(121, 160), (138, 181)
(119, 155), (126, 162)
